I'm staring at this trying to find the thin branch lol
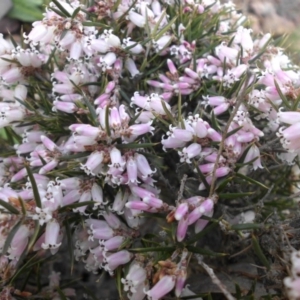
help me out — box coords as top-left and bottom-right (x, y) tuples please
(196, 255), (236, 300)
(177, 174), (187, 205)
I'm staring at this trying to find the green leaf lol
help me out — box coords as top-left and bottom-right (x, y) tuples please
(25, 164), (42, 208)
(235, 173), (269, 190)
(274, 79), (290, 109)
(105, 104), (111, 137)
(129, 246), (175, 253)
(10, 253), (46, 284)
(251, 235), (270, 270)
(14, 0), (43, 5)
(116, 267), (123, 300)
(161, 99), (176, 125)
(18, 197), (27, 215)
(59, 201), (95, 212)
(154, 15), (177, 41)
(225, 125), (243, 138)
(210, 110), (221, 132)
(9, 0), (43, 22)
(27, 221), (40, 253)
(193, 160), (210, 190)
(60, 152), (89, 161)
(151, 9), (167, 36)
(119, 89), (131, 104)
(51, 0), (72, 17)
(235, 283), (242, 298)
(0, 199), (20, 215)
(82, 21), (110, 28)
(71, 6), (81, 19)
(116, 143), (159, 149)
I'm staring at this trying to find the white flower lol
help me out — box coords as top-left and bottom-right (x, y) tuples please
(32, 207), (53, 225)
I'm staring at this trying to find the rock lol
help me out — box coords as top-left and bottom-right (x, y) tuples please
(222, 0), (300, 35)
(0, 18), (20, 35)
(0, 0), (12, 20)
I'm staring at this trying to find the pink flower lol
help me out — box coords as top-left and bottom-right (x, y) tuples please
(145, 275), (175, 300)
(178, 143), (202, 163)
(243, 145), (263, 170)
(41, 220), (62, 254)
(122, 262), (147, 299)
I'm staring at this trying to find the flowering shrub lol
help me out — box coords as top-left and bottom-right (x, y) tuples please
(0, 0), (300, 299)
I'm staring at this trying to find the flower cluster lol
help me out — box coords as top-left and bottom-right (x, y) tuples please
(284, 251), (300, 299)
(0, 0), (299, 299)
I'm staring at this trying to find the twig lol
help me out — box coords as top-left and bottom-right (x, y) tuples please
(229, 244), (252, 258)
(177, 174), (187, 204)
(196, 255), (236, 300)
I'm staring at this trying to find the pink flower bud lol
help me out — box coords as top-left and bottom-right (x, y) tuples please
(194, 120), (208, 138)
(16, 142), (38, 155)
(213, 103), (229, 115)
(105, 81), (116, 94)
(167, 59), (177, 75)
(125, 200), (151, 211)
(130, 184), (155, 199)
(177, 215), (189, 242)
(184, 68), (199, 79)
(175, 203), (188, 221)
(39, 159), (59, 175)
(110, 107), (121, 129)
(207, 128), (222, 142)
(215, 166), (231, 178)
(11, 167), (27, 182)
(237, 132), (254, 143)
(105, 250), (132, 271)
(161, 137), (186, 150)
(103, 236), (125, 251)
(62, 189), (81, 206)
(128, 121), (155, 136)
(171, 128), (193, 142)
(198, 163), (215, 174)
(92, 226), (114, 241)
(102, 211), (121, 229)
(143, 196), (163, 208)
(53, 100), (77, 113)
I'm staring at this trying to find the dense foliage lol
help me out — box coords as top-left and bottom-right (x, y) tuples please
(1, 0), (300, 299)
